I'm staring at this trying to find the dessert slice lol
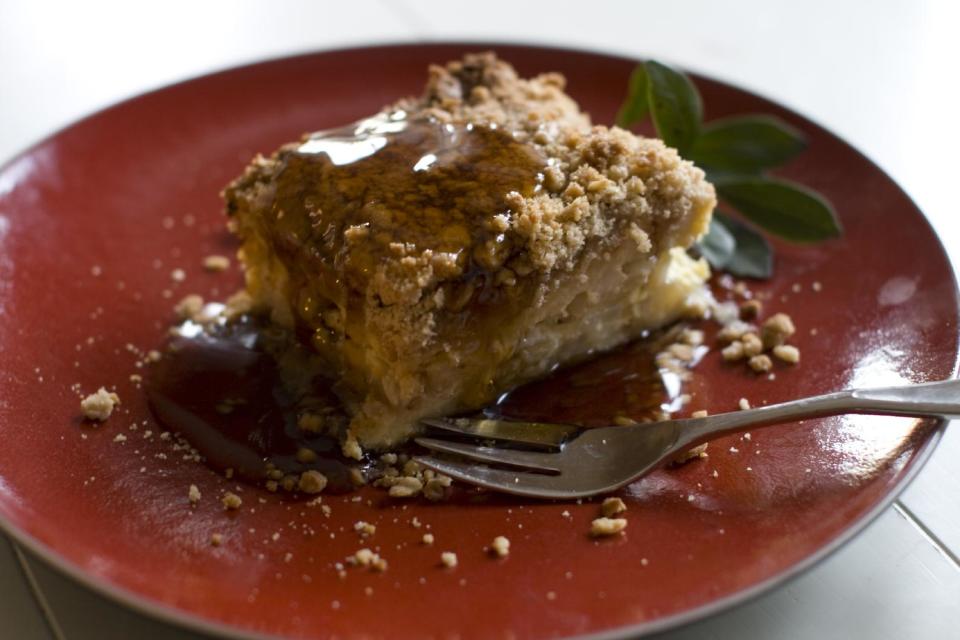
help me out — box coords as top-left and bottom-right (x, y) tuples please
(225, 52), (715, 455)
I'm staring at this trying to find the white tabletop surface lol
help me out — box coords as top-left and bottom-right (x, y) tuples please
(1, 1), (958, 638)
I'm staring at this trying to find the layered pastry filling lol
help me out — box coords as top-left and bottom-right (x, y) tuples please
(224, 52), (716, 456)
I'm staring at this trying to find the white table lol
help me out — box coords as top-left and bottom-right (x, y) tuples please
(2, 1), (957, 638)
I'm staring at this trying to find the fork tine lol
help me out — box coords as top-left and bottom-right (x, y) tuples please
(413, 454), (583, 499)
(420, 416), (579, 450)
(414, 437), (562, 473)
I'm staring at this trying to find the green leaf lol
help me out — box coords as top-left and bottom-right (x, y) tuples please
(697, 216), (736, 269)
(615, 66), (649, 128)
(717, 212), (773, 279)
(716, 176), (842, 243)
(688, 116), (806, 173)
(644, 60), (703, 153)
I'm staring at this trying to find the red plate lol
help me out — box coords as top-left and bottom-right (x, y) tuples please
(0, 43), (956, 639)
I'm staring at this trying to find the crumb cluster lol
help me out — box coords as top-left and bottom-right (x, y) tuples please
(718, 307), (799, 374)
(80, 387), (120, 421)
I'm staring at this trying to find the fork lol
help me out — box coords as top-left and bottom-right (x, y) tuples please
(413, 378), (960, 499)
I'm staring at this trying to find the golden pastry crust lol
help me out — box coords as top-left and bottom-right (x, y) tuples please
(225, 52), (715, 451)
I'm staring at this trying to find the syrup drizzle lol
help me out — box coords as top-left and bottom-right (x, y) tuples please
(146, 315), (687, 490)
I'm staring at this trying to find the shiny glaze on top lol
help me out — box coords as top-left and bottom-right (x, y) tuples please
(267, 111), (545, 292)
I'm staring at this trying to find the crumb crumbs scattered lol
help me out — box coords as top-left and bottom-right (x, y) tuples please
(342, 433), (363, 460)
(761, 313), (796, 349)
(174, 294), (204, 320)
(600, 497), (627, 517)
(490, 536), (511, 557)
(202, 255), (231, 272)
(423, 474), (452, 501)
(440, 551), (458, 568)
(741, 332), (763, 357)
(740, 299), (762, 319)
(222, 492), (242, 510)
(772, 344), (800, 364)
(673, 442), (709, 464)
(353, 521), (376, 537)
(348, 548), (388, 572)
(590, 517), (627, 537)
(298, 470), (328, 494)
(80, 388), (120, 421)
(388, 476), (423, 498)
(748, 354), (773, 373)
(721, 340), (745, 361)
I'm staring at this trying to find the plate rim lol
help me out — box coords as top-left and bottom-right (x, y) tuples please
(0, 40), (957, 640)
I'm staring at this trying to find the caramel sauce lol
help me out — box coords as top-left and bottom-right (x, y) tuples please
(146, 317), (685, 488)
(266, 112), (546, 295)
(146, 316), (359, 493)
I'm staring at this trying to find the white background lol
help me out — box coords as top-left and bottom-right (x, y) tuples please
(1, 1), (958, 638)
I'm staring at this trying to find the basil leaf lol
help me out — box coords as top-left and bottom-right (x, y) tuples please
(717, 212), (773, 279)
(716, 176), (841, 243)
(644, 60), (702, 154)
(689, 116), (806, 173)
(697, 216), (736, 269)
(615, 65), (649, 128)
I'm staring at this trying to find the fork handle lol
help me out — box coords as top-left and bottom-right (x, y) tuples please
(675, 378), (959, 447)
